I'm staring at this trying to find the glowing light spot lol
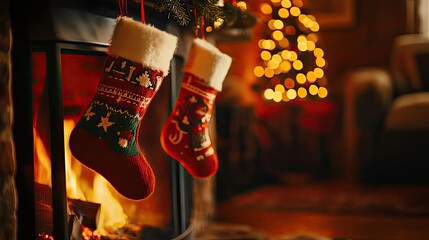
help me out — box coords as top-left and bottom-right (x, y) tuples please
(272, 54), (282, 62)
(261, 50), (271, 61)
(280, 61), (292, 72)
(309, 84), (318, 95)
(285, 26), (296, 35)
(304, 20), (314, 29)
(268, 20), (276, 30)
(265, 68), (275, 78)
(284, 78), (295, 89)
(293, 60), (303, 70)
(289, 51), (298, 61)
(278, 8), (290, 18)
(272, 30), (284, 41)
(290, 7), (301, 16)
(275, 84), (285, 93)
(307, 41), (316, 51)
(258, 39), (264, 49)
(297, 35), (307, 43)
(263, 39), (276, 50)
(273, 20), (284, 29)
(287, 89), (297, 100)
(298, 14), (308, 24)
(278, 38), (290, 48)
(314, 48), (324, 57)
(214, 18), (224, 29)
(316, 57), (326, 67)
(307, 14), (317, 21)
(282, 92), (290, 102)
(314, 68), (324, 78)
(237, 1), (247, 11)
(310, 22), (320, 32)
(318, 87), (328, 98)
(260, 3), (273, 15)
(281, 0), (292, 8)
(306, 71), (317, 83)
(264, 88), (275, 100)
(206, 26), (213, 32)
(281, 50), (291, 59)
(273, 91), (283, 102)
(253, 66), (265, 77)
(268, 59), (280, 69)
(298, 42), (308, 51)
(298, 87), (307, 98)
(296, 73), (306, 84)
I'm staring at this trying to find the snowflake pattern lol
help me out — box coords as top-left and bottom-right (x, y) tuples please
(136, 71), (152, 88)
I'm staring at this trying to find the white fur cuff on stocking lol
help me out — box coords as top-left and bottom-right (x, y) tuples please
(184, 38), (232, 92)
(109, 16), (178, 76)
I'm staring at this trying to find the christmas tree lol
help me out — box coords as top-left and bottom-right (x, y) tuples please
(254, 0), (329, 103)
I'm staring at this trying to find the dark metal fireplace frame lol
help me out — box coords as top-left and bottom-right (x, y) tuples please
(11, 1), (193, 239)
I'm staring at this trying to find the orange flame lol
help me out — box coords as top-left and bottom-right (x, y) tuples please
(34, 117), (171, 234)
(63, 119), (127, 233)
(34, 125), (52, 187)
(34, 119), (127, 233)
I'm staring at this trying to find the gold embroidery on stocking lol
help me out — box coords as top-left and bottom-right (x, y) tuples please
(97, 112), (114, 132)
(168, 120), (186, 145)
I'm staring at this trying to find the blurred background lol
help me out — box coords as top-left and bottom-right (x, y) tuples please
(2, 0), (429, 239)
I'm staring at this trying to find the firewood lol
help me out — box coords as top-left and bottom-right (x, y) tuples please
(68, 198), (100, 231)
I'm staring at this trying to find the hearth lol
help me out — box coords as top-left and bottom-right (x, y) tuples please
(11, 1), (193, 239)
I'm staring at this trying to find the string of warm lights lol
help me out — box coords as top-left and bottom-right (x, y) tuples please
(254, 0), (329, 102)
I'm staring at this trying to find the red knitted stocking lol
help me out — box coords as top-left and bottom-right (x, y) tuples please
(69, 17), (177, 200)
(161, 39), (231, 178)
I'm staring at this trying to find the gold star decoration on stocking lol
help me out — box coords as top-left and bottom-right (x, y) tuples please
(97, 112), (115, 132)
(84, 105), (96, 121)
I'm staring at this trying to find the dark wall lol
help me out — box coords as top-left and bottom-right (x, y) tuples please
(320, 0), (408, 98)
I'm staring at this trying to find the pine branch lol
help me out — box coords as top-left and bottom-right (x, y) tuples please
(195, 0), (225, 25)
(154, 0), (191, 26)
(143, 0), (255, 29)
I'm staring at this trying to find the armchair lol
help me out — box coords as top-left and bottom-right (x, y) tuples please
(343, 34), (429, 184)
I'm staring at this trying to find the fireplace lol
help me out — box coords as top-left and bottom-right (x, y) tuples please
(12, 1), (193, 239)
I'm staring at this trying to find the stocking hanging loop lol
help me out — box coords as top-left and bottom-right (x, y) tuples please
(117, 0), (128, 16)
(193, 6), (205, 39)
(118, 0), (145, 24)
(140, 0), (145, 23)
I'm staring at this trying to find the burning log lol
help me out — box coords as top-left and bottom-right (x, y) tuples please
(68, 214), (82, 240)
(68, 198), (101, 231)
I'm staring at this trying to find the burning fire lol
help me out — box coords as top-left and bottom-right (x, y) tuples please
(34, 119), (127, 234)
(34, 115), (172, 237)
(64, 119), (127, 233)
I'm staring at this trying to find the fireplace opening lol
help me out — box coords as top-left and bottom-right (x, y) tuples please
(30, 44), (192, 239)
(10, 2), (194, 238)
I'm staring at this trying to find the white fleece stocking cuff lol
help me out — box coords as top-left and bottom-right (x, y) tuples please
(184, 39), (232, 92)
(109, 16), (178, 75)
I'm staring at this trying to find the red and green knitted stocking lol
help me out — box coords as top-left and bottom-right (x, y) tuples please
(69, 16), (177, 200)
(160, 39), (232, 178)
